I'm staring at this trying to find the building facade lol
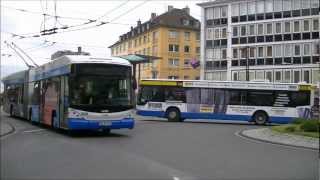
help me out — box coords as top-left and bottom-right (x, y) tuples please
(109, 6), (201, 80)
(198, 0), (320, 84)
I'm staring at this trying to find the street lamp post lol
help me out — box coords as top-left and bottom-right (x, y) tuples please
(245, 46), (249, 81)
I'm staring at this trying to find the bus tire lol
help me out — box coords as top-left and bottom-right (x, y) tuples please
(29, 109), (33, 123)
(253, 111), (268, 125)
(51, 110), (57, 129)
(166, 108), (181, 122)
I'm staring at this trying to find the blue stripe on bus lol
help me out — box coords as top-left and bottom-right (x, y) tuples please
(67, 118), (134, 130)
(136, 110), (294, 124)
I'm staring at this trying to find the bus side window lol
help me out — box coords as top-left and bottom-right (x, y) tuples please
(289, 92), (310, 107)
(165, 87), (186, 102)
(200, 88), (214, 105)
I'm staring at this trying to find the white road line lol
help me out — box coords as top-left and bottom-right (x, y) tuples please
(23, 129), (46, 133)
(235, 130), (318, 152)
(173, 176), (180, 180)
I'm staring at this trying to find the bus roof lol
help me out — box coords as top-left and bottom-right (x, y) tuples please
(139, 79), (315, 91)
(2, 70), (28, 85)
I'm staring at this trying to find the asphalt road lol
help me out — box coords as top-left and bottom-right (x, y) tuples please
(1, 114), (318, 180)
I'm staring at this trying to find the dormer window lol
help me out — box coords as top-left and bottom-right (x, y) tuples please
(182, 19), (190, 26)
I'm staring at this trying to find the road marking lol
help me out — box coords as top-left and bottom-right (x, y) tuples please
(23, 129), (46, 133)
(173, 177), (180, 180)
(235, 130), (318, 152)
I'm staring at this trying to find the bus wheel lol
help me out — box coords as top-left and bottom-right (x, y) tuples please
(166, 108), (181, 122)
(253, 111), (268, 125)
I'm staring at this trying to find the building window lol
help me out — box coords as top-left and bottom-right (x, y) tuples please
(274, 44), (282, 57)
(233, 48), (238, 58)
(303, 70), (310, 83)
(214, 7), (221, 19)
(182, 19), (190, 26)
(196, 47), (200, 54)
(275, 71), (282, 82)
(313, 19), (319, 31)
(266, 23), (273, 34)
(184, 46), (190, 53)
(302, 0), (310, 9)
(284, 71), (291, 83)
(206, 7), (214, 20)
(184, 32), (190, 40)
(266, 46), (273, 57)
(248, 1), (256, 14)
(214, 49), (221, 59)
(143, 36), (147, 43)
(241, 26), (246, 36)
(233, 72), (238, 81)
(168, 59), (179, 67)
(266, 71), (272, 82)
(303, 20), (310, 32)
(221, 6), (228, 18)
(231, 3), (240, 16)
(184, 59), (190, 67)
(294, 44), (301, 56)
(214, 28), (220, 39)
(312, 70), (319, 84)
(248, 24), (255, 36)
(184, 76), (190, 80)
(283, 0), (292, 11)
(233, 26), (239, 37)
(293, 70), (300, 83)
(168, 76), (179, 80)
(274, 0), (283, 12)
(169, 44), (179, 52)
(169, 30), (179, 39)
(311, 0), (320, 8)
(257, 0), (264, 13)
(275, 22), (282, 34)
(303, 44), (311, 56)
(284, 21), (291, 33)
(249, 47), (256, 58)
(258, 47), (264, 58)
(240, 2), (247, 15)
(284, 44), (292, 57)
(257, 24), (264, 35)
(265, 0), (273, 13)
(256, 71), (264, 80)
(292, 0), (301, 10)
(206, 28), (213, 40)
(196, 32), (200, 40)
(293, 21), (300, 32)
(221, 49), (227, 59)
(221, 28), (227, 38)
(313, 43), (320, 55)
(152, 31), (158, 40)
(240, 48), (247, 59)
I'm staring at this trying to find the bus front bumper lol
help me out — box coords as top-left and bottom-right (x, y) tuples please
(67, 118), (135, 130)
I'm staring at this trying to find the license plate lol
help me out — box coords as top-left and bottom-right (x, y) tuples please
(99, 121), (112, 126)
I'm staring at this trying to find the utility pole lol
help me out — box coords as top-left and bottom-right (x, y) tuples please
(245, 46), (249, 81)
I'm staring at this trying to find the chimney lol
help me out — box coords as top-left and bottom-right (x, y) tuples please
(183, 6), (190, 15)
(168, 5), (173, 12)
(77, 46), (82, 53)
(151, 13), (156, 20)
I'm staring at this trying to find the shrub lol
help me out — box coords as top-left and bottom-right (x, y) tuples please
(285, 126), (296, 132)
(292, 118), (305, 124)
(300, 120), (320, 132)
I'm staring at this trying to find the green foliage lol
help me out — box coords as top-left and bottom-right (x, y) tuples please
(285, 126), (296, 132)
(300, 120), (319, 132)
(292, 118), (305, 124)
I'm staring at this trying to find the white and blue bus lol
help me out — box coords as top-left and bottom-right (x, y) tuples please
(136, 79), (317, 125)
(2, 55), (135, 132)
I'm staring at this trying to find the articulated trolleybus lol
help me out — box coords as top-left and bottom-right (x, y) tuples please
(136, 79), (316, 125)
(2, 55), (134, 132)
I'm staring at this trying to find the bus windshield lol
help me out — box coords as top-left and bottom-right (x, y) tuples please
(69, 64), (132, 112)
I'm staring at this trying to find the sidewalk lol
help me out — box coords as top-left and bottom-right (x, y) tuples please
(0, 121), (14, 137)
(240, 128), (319, 150)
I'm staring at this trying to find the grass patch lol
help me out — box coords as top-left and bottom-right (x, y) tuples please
(272, 124), (320, 138)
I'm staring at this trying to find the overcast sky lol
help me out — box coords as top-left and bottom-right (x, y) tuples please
(1, 0), (205, 80)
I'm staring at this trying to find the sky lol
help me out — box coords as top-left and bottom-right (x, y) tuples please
(1, 0), (206, 81)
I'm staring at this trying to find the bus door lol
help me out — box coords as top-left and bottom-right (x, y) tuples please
(42, 78), (60, 127)
(59, 76), (68, 129)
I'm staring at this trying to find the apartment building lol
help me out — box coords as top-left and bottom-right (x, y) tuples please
(109, 6), (201, 80)
(198, 0), (320, 84)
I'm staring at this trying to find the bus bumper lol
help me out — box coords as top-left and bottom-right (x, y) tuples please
(67, 118), (135, 130)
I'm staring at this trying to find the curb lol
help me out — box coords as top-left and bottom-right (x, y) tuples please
(0, 121), (15, 138)
(238, 128), (319, 151)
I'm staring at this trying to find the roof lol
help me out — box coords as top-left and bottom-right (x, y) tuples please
(197, 0), (245, 7)
(2, 70), (28, 85)
(109, 8), (200, 48)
